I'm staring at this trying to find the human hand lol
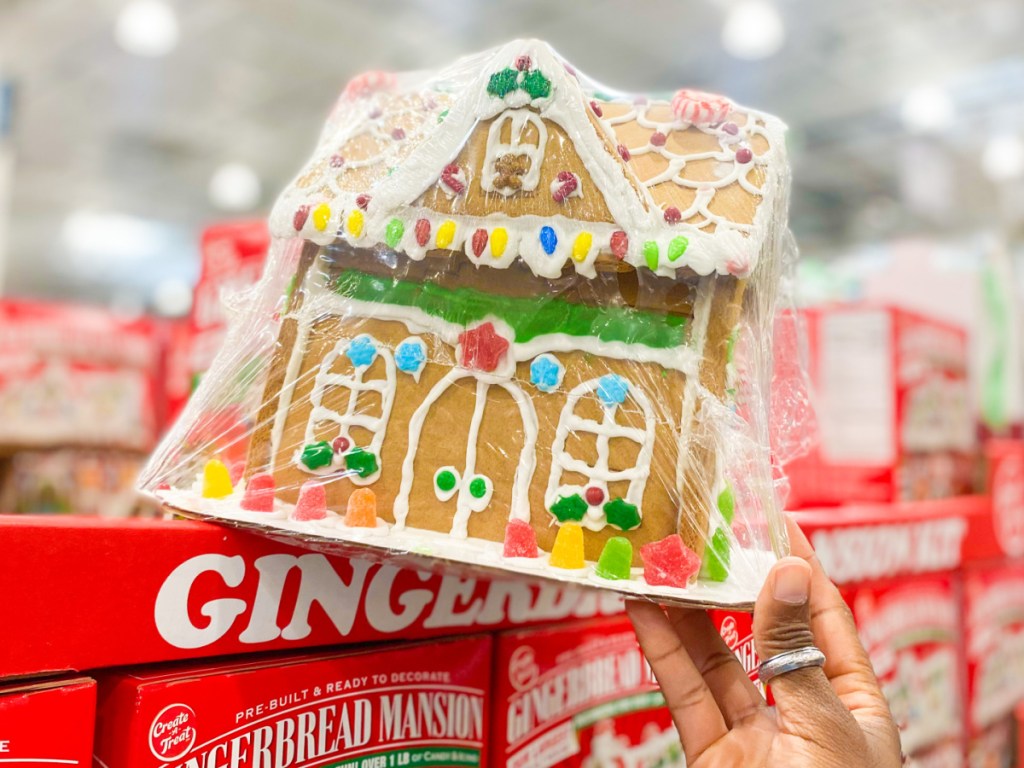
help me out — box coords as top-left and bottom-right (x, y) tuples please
(627, 516), (902, 768)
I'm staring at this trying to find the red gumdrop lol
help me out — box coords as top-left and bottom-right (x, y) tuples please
(415, 219), (431, 247)
(640, 535), (701, 588)
(292, 481), (327, 521)
(503, 519), (539, 558)
(241, 473), (276, 513)
(610, 230), (629, 260)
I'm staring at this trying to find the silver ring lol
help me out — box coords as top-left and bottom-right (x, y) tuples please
(757, 647), (826, 684)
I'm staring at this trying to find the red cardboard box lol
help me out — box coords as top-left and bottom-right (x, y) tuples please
(0, 676), (96, 765)
(491, 617), (678, 768)
(966, 717), (1016, 768)
(963, 562), (1024, 737)
(787, 306), (974, 507)
(94, 636), (491, 768)
(0, 299), (162, 451)
(0, 515), (620, 679)
(905, 739), (965, 768)
(986, 439), (1024, 561)
(844, 575), (963, 756)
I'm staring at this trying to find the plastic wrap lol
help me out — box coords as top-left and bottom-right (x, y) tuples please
(140, 39), (797, 609)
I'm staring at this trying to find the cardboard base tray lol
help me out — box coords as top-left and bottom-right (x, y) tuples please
(159, 491), (770, 611)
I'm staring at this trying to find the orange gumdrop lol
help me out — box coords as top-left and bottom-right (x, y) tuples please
(344, 488), (378, 528)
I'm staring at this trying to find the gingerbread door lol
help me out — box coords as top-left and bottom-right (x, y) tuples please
(393, 369), (537, 540)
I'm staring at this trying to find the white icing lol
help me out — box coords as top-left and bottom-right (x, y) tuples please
(296, 334), (395, 485)
(546, 377), (656, 532)
(268, 39), (788, 280)
(268, 316), (313, 470)
(480, 109), (548, 196)
(156, 486), (776, 608)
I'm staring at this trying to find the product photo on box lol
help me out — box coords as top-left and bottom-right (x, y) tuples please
(141, 38), (795, 611)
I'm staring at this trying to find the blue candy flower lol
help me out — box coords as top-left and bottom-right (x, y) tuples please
(395, 337), (426, 376)
(345, 335), (377, 368)
(596, 374), (629, 407)
(530, 354), (564, 393)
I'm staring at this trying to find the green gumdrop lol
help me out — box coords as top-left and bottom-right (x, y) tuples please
(385, 218), (404, 249)
(699, 527), (730, 582)
(595, 537), (633, 580)
(344, 447), (379, 478)
(550, 493), (587, 522)
(643, 241), (659, 271)
(300, 441), (333, 470)
(717, 484), (735, 525)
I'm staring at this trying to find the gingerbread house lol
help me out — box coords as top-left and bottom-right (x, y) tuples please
(148, 39), (791, 599)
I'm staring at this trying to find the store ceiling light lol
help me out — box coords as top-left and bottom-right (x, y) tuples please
(208, 162), (261, 212)
(152, 277), (193, 317)
(115, 0), (179, 58)
(721, 0), (786, 61)
(981, 134), (1024, 182)
(900, 87), (954, 135)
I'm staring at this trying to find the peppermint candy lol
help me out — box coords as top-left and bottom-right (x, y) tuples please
(550, 171), (581, 203)
(440, 163), (467, 196)
(343, 70), (397, 99)
(671, 89), (733, 126)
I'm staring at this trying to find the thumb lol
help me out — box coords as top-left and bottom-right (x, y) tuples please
(753, 557), (855, 738)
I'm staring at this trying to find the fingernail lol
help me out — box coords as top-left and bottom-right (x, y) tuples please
(773, 561), (810, 605)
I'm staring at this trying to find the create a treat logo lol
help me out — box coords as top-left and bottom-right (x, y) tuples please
(150, 703), (197, 762)
(509, 645), (540, 691)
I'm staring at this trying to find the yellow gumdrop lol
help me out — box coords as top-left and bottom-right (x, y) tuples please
(436, 219), (456, 249)
(490, 227), (508, 258)
(550, 523), (585, 569)
(572, 232), (592, 263)
(202, 459), (233, 499)
(312, 203), (331, 232)
(346, 209), (364, 237)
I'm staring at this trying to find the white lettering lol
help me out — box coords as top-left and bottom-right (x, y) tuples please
(155, 555), (247, 649)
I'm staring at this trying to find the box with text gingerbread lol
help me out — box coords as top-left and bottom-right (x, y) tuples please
(963, 562), (1024, 738)
(0, 515), (620, 679)
(787, 306), (974, 507)
(842, 575), (964, 757)
(94, 636), (491, 768)
(0, 676), (96, 766)
(490, 617), (680, 768)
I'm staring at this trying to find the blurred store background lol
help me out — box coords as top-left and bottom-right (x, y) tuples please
(4, 2), (1024, 766)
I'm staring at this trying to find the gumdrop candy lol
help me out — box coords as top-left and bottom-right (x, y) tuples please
(201, 459), (233, 499)
(291, 481), (327, 521)
(549, 523), (585, 570)
(503, 519), (539, 558)
(344, 488), (378, 528)
(229, 461), (246, 485)
(699, 527), (731, 583)
(640, 535), (701, 588)
(717, 483), (735, 525)
(595, 537), (633, 580)
(241, 473), (275, 513)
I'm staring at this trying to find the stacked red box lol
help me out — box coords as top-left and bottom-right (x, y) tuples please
(491, 616), (678, 768)
(0, 676), (96, 765)
(0, 515), (621, 679)
(94, 636), (491, 768)
(787, 306), (974, 507)
(795, 496), (1002, 764)
(0, 299), (163, 450)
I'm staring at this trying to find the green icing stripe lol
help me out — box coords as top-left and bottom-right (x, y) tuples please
(332, 269), (688, 349)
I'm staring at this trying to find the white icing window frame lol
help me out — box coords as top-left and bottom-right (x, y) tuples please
(545, 376), (656, 531)
(301, 335), (396, 484)
(481, 108), (548, 197)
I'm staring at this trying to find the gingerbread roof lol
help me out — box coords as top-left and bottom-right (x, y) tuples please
(270, 40), (788, 280)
